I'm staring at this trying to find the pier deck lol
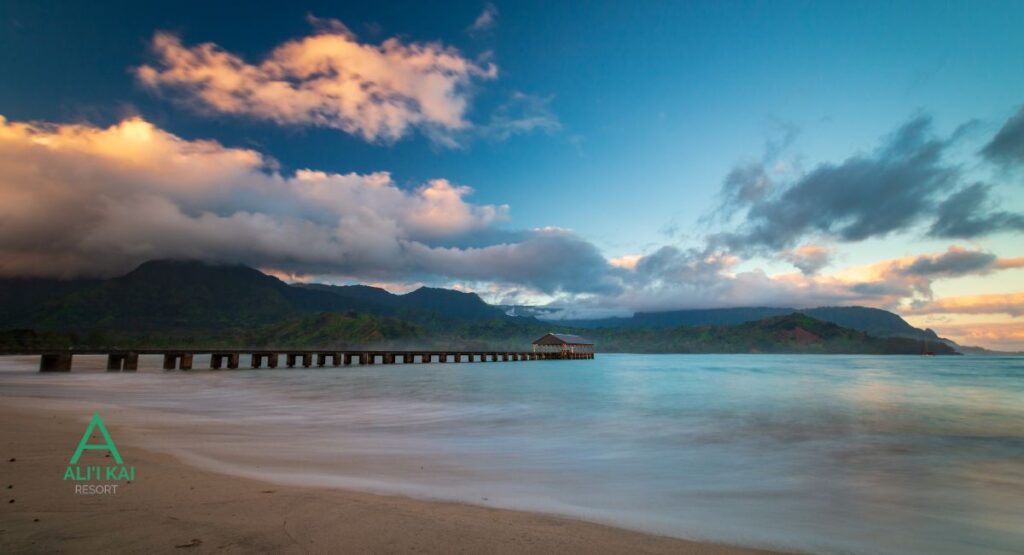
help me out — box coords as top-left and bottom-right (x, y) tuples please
(8, 349), (594, 372)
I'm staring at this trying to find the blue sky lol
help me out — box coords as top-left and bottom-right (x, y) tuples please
(1, 1), (1023, 347)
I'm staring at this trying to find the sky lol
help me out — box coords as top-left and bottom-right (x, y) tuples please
(1, 0), (1024, 348)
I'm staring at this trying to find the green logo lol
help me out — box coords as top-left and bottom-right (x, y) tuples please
(70, 412), (123, 465)
(64, 412), (135, 493)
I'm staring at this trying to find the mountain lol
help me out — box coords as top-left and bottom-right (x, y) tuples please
(0, 259), (517, 333)
(0, 259), (958, 354)
(298, 283), (507, 320)
(0, 260), (342, 331)
(581, 313), (958, 354)
(559, 305), (939, 341)
(297, 283), (403, 312)
(400, 287), (506, 320)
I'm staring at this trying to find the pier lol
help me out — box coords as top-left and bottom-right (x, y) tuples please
(25, 349), (594, 372)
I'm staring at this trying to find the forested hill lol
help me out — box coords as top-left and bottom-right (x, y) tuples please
(0, 259), (504, 332)
(555, 306), (941, 341)
(0, 259), (957, 354)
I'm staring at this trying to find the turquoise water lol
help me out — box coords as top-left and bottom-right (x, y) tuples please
(2, 354), (1022, 554)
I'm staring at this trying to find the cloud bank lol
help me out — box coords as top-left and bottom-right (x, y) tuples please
(136, 18), (497, 144)
(1, 114), (1017, 326)
(2, 102), (1021, 346)
(544, 243), (1024, 320)
(0, 114), (616, 294)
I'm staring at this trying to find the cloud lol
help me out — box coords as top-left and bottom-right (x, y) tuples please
(608, 254), (642, 270)
(710, 115), (1024, 253)
(468, 3), (499, 33)
(929, 183), (1024, 238)
(544, 245), (1023, 319)
(0, 114), (618, 294)
(924, 322), (1024, 351)
(899, 246), (1000, 276)
(405, 228), (622, 294)
(549, 245), (869, 319)
(906, 293), (1024, 317)
(844, 246), (1023, 299)
(4, 111), (1020, 326)
(780, 244), (832, 275)
(713, 116), (962, 252)
(981, 105), (1024, 166)
(135, 17), (497, 144)
(708, 161), (773, 222)
(476, 92), (561, 141)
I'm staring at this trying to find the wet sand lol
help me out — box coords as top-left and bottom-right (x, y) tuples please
(0, 401), (785, 554)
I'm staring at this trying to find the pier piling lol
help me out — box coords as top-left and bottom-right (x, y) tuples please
(39, 353), (72, 372)
(106, 352), (138, 371)
(28, 347), (591, 372)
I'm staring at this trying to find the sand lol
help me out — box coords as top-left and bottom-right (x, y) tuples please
(0, 401), (785, 554)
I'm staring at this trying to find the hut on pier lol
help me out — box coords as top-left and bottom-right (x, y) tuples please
(532, 333), (594, 357)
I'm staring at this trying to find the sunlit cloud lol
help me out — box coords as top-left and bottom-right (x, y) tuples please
(136, 17), (497, 144)
(929, 322), (1024, 351)
(608, 254), (642, 270)
(906, 292), (1024, 317)
(0, 114), (624, 295)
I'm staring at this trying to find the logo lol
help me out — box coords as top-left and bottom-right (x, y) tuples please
(63, 412), (135, 495)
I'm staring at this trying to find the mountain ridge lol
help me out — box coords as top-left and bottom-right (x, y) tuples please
(0, 259), (959, 353)
(553, 305), (941, 342)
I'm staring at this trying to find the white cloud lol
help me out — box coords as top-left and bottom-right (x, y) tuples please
(136, 18), (497, 144)
(0, 115), (527, 281)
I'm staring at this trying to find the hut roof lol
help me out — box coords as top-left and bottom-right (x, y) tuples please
(532, 333), (594, 346)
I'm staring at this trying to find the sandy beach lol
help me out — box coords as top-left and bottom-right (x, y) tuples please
(0, 400), (783, 554)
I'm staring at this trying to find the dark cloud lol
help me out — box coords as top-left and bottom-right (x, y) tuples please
(405, 229), (623, 295)
(900, 247), (997, 277)
(713, 162), (773, 220)
(981, 105), (1024, 166)
(712, 115), (1024, 253)
(849, 281), (910, 297)
(929, 183), (1024, 238)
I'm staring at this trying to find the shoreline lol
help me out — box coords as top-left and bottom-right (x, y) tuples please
(0, 399), (786, 554)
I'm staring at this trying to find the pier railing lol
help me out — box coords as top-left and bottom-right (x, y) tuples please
(3, 349), (594, 372)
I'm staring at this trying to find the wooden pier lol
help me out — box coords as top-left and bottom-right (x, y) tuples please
(25, 349), (594, 372)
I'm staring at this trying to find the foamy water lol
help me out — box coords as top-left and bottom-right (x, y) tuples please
(2, 354), (1022, 554)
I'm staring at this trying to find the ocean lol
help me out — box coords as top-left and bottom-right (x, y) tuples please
(1, 353), (1022, 554)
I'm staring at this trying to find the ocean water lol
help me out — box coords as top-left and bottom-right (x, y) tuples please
(1, 353), (1022, 554)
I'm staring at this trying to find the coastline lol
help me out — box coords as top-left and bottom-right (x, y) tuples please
(0, 399), (785, 554)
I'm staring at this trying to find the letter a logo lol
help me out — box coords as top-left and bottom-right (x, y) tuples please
(70, 412), (123, 465)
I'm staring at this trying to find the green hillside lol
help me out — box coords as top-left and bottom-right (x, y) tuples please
(0, 260), (958, 355)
